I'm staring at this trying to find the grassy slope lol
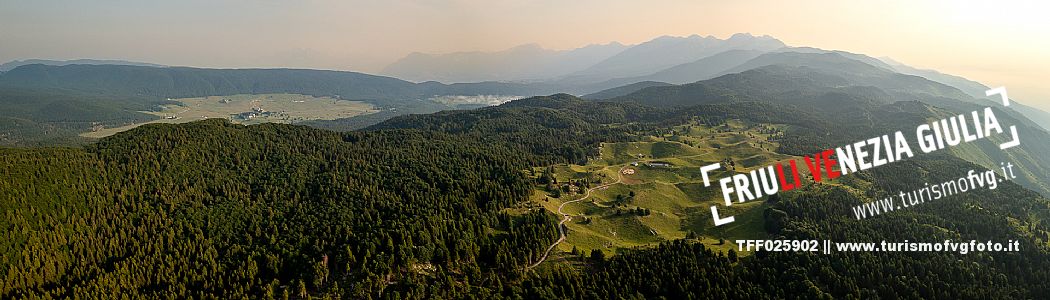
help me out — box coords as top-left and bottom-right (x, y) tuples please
(516, 119), (798, 261)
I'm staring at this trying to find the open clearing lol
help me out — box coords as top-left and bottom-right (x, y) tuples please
(81, 94), (377, 138)
(515, 119), (804, 263)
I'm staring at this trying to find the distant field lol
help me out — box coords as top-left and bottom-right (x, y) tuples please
(81, 94), (377, 138)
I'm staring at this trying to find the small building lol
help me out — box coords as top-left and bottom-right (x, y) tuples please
(237, 112), (257, 120)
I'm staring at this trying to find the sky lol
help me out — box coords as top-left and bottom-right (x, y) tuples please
(1, 0), (1048, 110)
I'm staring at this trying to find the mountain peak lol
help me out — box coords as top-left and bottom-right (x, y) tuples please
(570, 33), (786, 80)
(510, 43), (545, 50)
(729, 32), (755, 39)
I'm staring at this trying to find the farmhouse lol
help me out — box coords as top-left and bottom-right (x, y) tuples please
(236, 112), (258, 120)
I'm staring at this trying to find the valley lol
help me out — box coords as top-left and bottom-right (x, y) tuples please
(80, 94), (377, 138)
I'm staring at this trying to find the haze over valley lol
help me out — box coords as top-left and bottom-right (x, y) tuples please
(3, 33), (1049, 143)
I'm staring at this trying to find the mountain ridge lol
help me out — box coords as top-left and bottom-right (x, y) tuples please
(567, 33), (786, 81)
(0, 59), (166, 71)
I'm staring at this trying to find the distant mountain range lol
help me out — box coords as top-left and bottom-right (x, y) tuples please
(381, 33), (784, 84)
(2, 33), (1049, 142)
(0, 59), (165, 72)
(374, 53), (1050, 197)
(594, 53), (1050, 195)
(877, 57), (1050, 131)
(379, 34), (1050, 133)
(575, 47), (1050, 132)
(574, 49), (767, 95)
(565, 33), (785, 82)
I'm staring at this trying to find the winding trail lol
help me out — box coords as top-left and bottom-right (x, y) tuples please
(527, 166), (626, 270)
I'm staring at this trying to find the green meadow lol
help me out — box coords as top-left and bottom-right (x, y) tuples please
(81, 94), (377, 138)
(518, 119), (803, 260)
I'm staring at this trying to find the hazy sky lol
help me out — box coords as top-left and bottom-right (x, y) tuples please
(1, 0), (1048, 109)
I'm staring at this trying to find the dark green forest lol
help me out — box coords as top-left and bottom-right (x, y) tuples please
(1, 120), (567, 298)
(4, 92), (1050, 299)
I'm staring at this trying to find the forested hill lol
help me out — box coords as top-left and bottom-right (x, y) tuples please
(371, 89), (1050, 299)
(607, 62), (1050, 197)
(368, 93), (837, 164)
(1, 119), (568, 298)
(0, 87), (163, 146)
(609, 52), (1028, 118)
(521, 152), (1050, 299)
(0, 64), (412, 100)
(0, 59), (166, 71)
(6, 93), (1050, 298)
(0, 95), (670, 298)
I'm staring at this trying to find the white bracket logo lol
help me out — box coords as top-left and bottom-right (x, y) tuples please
(986, 87), (1021, 149)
